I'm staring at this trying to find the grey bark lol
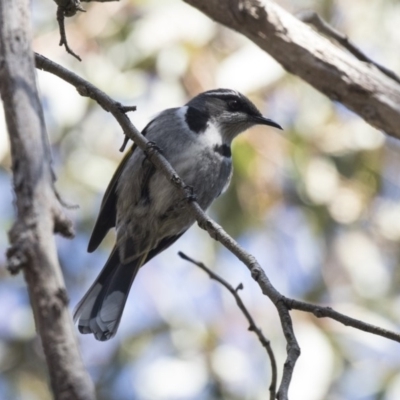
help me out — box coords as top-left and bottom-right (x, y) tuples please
(0, 1), (95, 399)
(183, 0), (400, 139)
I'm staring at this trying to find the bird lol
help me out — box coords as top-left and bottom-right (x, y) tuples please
(73, 88), (282, 341)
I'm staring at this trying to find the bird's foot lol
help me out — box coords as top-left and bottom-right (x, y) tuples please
(145, 141), (163, 155)
(184, 185), (197, 202)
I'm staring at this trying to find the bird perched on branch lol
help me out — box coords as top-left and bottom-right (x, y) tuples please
(74, 88), (282, 341)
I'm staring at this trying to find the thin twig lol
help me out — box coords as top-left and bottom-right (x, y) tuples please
(178, 251), (277, 400)
(56, 6), (82, 61)
(118, 104), (137, 113)
(119, 135), (130, 152)
(300, 11), (400, 85)
(284, 297), (400, 343)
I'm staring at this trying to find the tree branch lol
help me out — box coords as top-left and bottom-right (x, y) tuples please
(183, 0), (400, 140)
(56, 5), (83, 61)
(34, 52), (299, 400)
(35, 53), (400, 399)
(284, 297), (400, 343)
(179, 255), (400, 396)
(178, 252), (277, 400)
(0, 3), (94, 399)
(35, 50), (400, 400)
(299, 10), (400, 85)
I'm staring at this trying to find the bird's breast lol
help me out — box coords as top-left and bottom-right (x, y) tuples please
(170, 137), (232, 206)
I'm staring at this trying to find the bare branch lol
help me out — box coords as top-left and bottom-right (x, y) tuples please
(299, 11), (400, 85)
(284, 297), (400, 343)
(0, 3), (94, 399)
(53, 0), (84, 17)
(56, 5), (83, 61)
(35, 54), (400, 399)
(52, 0), (119, 18)
(178, 251), (277, 400)
(34, 52), (300, 400)
(183, 0), (400, 140)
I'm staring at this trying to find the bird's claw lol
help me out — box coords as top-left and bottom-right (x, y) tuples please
(146, 141), (162, 153)
(184, 185), (197, 202)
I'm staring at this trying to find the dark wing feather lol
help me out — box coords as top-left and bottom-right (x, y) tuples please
(87, 120), (156, 253)
(144, 231), (186, 264)
(87, 145), (136, 252)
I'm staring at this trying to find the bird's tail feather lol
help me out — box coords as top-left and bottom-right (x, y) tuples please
(73, 248), (146, 341)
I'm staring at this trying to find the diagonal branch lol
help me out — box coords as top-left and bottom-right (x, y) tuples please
(299, 11), (400, 85)
(0, 3), (94, 400)
(34, 53), (400, 399)
(35, 52), (299, 400)
(178, 251), (277, 400)
(183, 0), (400, 140)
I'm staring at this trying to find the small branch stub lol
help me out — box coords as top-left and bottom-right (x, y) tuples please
(56, 4), (83, 61)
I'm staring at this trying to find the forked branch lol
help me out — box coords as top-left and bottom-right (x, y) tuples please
(35, 53), (400, 400)
(178, 251), (278, 400)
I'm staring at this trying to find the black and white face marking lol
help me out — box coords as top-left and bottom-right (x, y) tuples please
(185, 88), (281, 143)
(213, 144), (231, 158)
(185, 106), (209, 133)
(203, 89), (263, 120)
(181, 89), (282, 159)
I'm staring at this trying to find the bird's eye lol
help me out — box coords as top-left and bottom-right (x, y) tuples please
(228, 100), (240, 111)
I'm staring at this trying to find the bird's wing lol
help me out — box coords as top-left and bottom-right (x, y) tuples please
(144, 231), (187, 264)
(87, 119), (157, 253)
(87, 144), (136, 253)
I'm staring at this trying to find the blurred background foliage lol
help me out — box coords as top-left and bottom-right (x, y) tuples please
(1, 0), (400, 399)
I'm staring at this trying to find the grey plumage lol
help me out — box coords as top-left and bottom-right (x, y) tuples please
(73, 88), (282, 341)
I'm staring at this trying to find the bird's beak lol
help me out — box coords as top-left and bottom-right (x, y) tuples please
(252, 116), (283, 130)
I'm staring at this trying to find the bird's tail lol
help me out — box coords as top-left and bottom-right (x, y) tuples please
(73, 248), (146, 341)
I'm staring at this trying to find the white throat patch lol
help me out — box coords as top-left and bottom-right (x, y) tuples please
(200, 121), (223, 147)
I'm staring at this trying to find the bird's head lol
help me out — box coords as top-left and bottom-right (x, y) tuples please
(186, 89), (282, 142)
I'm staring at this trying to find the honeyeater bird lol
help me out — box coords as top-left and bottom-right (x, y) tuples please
(73, 88), (282, 341)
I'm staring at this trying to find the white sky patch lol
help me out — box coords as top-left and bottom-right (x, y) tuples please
(335, 231), (390, 298)
(289, 321), (335, 400)
(136, 356), (207, 399)
(211, 344), (252, 385)
(374, 201), (400, 240)
(305, 157), (339, 204)
(135, 2), (215, 55)
(217, 42), (285, 93)
(37, 69), (87, 126)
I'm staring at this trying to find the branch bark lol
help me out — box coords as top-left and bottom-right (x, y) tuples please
(0, 2), (94, 400)
(183, 0), (400, 140)
(299, 10), (400, 85)
(285, 298), (400, 342)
